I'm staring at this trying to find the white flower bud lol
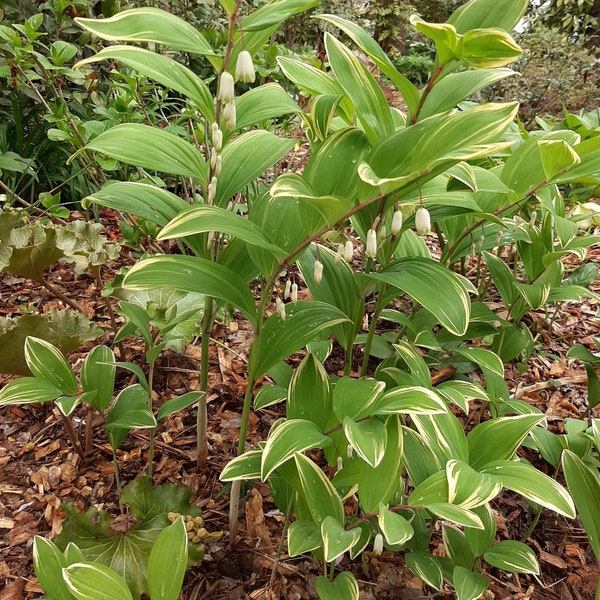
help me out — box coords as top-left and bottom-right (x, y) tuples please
(365, 228), (377, 258)
(211, 122), (219, 136)
(210, 148), (218, 170)
(207, 176), (217, 204)
(218, 71), (235, 104)
(235, 50), (255, 83)
(212, 127), (223, 152)
(284, 279), (292, 300)
(214, 154), (222, 176)
(415, 207), (431, 235)
(275, 297), (286, 320)
(336, 456), (343, 472)
(334, 243), (344, 265)
(291, 283), (298, 303)
(373, 533), (384, 555)
(391, 209), (403, 236)
(314, 259), (323, 284)
(379, 225), (387, 241)
(223, 101), (236, 130)
(343, 240), (353, 263)
(346, 445), (353, 460)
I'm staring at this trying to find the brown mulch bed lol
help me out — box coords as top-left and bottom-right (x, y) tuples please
(1, 216), (599, 599)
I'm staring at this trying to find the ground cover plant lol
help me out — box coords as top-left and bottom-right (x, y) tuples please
(1, 0), (600, 598)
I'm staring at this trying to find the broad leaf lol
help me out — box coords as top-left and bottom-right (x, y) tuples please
(63, 562), (133, 600)
(452, 566), (489, 600)
(156, 392), (202, 421)
(220, 450), (262, 482)
(81, 346), (115, 412)
(252, 301), (349, 376)
(369, 257), (474, 336)
(75, 8), (213, 55)
(344, 417), (387, 467)
(484, 540), (539, 574)
(287, 520), (321, 556)
(315, 572), (359, 600)
(24, 336), (77, 395)
(332, 376), (385, 422)
(261, 419), (330, 480)
(321, 516), (361, 562)
(448, 0), (528, 33)
(375, 386), (447, 415)
(378, 504), (414, 546)
(0, 377), (62, 406)
(405, 552), (443, 591)
(235, 83), (299, 130)
(75, 46), (214, 120)
(123, 255), (257, 326)
(84, 124), (207, 182)
(427, 503), (484, 529)
(446, 460), (502, 509)
(33, 537), (72, 600)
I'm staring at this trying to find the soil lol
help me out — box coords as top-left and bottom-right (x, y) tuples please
(1, 211), (599, 600)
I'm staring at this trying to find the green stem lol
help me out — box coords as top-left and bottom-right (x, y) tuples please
(595, 573), (600, 600)
(197, 295), (215, 468)
(344, 297), (364, 375)
(60, 413), (85, 462)
(147, 360), (156, 478)
(359, 285), (386, 377)
(521, 506), (543, 543)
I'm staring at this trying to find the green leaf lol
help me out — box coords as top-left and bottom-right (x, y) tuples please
(63, 563), (133, 600)
(344, 417), (387, 467)
(146, 518), (188, 600)
(325, 33), (394, 144)
(378, 503), (414, 546)
(484, 540), (539, 575)
(375, 386), (447, 415)
(158, 204), (284, 256)
(84, 124), (207, 182)
(460, 28), (522, 69)
(412, 412), (469, 463)
(33, 537), (72, 600)
(294, 452), (344, 526)
(0, 377), (62, 406)
(217, 131), (295, 206)
(24, 336), (77, 395)
(332, 376), (385, 422)
(252, 301), (349, 376)
(427, 503), (484, 529)
(75, 8), (213, 55)
(50, 41), (78, 65)
(277, 56), (345, 98)
(287, 353), (331, 431)
(358, 416), (404, 513)
(419, 69), (516, 120)
(287, 520), (321, 556)
(56, 478), (202, 598)
(254, 384), (287, 410)
(261, 419), (330, 480)
(562, 450), (600, 563)
(321, 516), (361, 562)
(446, 460), (502, 509)
(123, 255), (257, 327)
(220, 450), (262, 482)
(369, 257), (474, 336)
(156, 392), (202, 421)
(317, 14), (420, 115)
(452, 566), (489, 600)
(482, 459), (575, 518)
(235, 83), (299, 130)
(81, 346), (115, 412)
(448, 0), (528, 33)
(467, 414), (546, 470)
(463, 504), (497, 557)
(75, 46), (214, 120)
(117, 300), (152, 345)
(405, 552), (443, 591)
(315, 572), (359, 600)
(83, 182), (190, 227)
(539, 139), (581, 181)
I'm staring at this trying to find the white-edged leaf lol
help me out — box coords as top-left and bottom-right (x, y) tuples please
(321, 516), (361, 562)
(315, 572), (359, 600)
(484, 540), (539, 575)
(344, 417), (387, 467)
(220, 450), (262, 482)
(24, 336), (77, 395)
(452, 566), (489, 600)
(63, 562), (133, 600)
(378, 503), (414, 545)
(287, 520), (322, 556)
(426, 503), (484, 529)
(446, 459), (502, 509)
(0, 377), (62, 406)
(375, 386), (447, 415)
(33, 537), (71, 600)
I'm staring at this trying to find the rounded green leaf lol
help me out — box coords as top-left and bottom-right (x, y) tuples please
(378, 503), (414, 546)
(484, 540), (539, 575)
(24, 337), (77, 395)
(344, 417), (387, 467)
(321, 516), (361, 562)
(375, 386), (447, 415)
(287, 520), (321, 556)
(406, 551), (443, 591)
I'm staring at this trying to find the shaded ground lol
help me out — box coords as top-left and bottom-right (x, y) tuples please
(1, 213), (599, 599)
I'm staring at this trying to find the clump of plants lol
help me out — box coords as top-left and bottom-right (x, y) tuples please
(2, 0), (600, 598)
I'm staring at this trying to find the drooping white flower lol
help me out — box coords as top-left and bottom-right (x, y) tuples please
(214, 154), (222, 176)
(373, 533), (384, 555)
(391, 209), (403, 236)
(235, 50), (255, 83)
(415, 207), (431, 235)
(207, 176), (218, 204)
(379, 225), (387, 241)
(336, 456), (343, 472)
(218, 71), (235, 103)
(212, 126), (223, 152)
(275, 297), (286, 320)
(365, 228), (377, 258)
(314, 259), (323, 284)
(343, 240), (353, 263)
(284, 279), (292, 300)
(223, 101), (236, 130)
(334, 243), (344, 265)
(210, 148), (218, 170)
(291, 282), (298, 303)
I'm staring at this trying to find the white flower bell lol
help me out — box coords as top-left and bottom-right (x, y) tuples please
(415, 207), (431, 235)
(314, 259), (323, 284)
(223, 101), (236, 130)
(218, 71), (235, 103)
(235, 50), (255, 83)
(391, 210), (403, 236)
(365, 228), (377, 258)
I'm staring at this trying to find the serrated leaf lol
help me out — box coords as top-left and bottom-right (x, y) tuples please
(261, 419), (330, 480)
(484, 540), (539, 574)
